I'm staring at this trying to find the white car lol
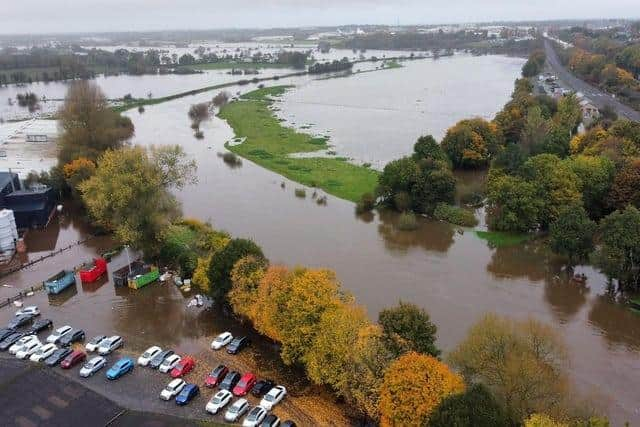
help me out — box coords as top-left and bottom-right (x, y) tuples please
(224, 398), (250, 422)
(260, 385), (287, 410)
(205, 389), (233, 415)
(15, 306), (40, 317)
(9, 335), (39, 355)
(160, 378), (186, 400)
(46, 325), (73, 344)
(79, 356), (107, 377)
(211, 332), (233, 350)
(137, 345), (162, 366)
(16, 341), (42, 359)
(29, 343), (57, 362)
(85, 335), (107, 352)
(242, 406), (268, 427)
(159, 354), (181, 373)
(98, 336), (123, 355)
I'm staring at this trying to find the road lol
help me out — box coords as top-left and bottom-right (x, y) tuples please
(543, 38), (640, 122)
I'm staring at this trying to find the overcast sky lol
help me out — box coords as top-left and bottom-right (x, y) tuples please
(1, 0), (638, 34)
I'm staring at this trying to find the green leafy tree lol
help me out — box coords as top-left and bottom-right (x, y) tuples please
(608, 158), (640, 211)
(428, 384), (509, 427)
(207, 238), (265, 299)
(549, 206), (596, 265)
(487, 172), (543, 232)
(378, 301), (440, 358)
(413, 135), (449, 163)
(522, 50), (546, 77)
(565, 155), (615, 219)
(441, 119), (502, 169)
(411, 166), (456, 215)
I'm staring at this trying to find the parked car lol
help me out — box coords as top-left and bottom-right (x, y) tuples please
(233, 372), (257, 396)
(260, 385), (287, 410)
(27, 319), (53, 335)
(59, 329), (86, 347)
(85, 335), (107, 352)
(61, 350), (86, 369)
(251, 379), (275, 397)
(211, 332), (233, 350)
(170, 356), (195, 378)
(137, 345), (162, 366)
(7, 314), (34, 329)
(16, 340), (42, 359)
(159, 354), (181, 373)
(227, 336), (250, 355)
(46, 325), (73, 344)
(224, 398), (250, 423)
(160, 378), (186, 400)
(243, 406), (268, 427)
(281, 421), (297, 427)
(261, 414), (281, 427)
(44, 347), (72, 367)
(149, 349), (174, 369)
(29, 343), (57, 362)
(9, 335), (38, 355)
(205, 364), (229, 388)
(0, 332), (24, 351)
(0, 327), (15, 342)
(15, 306), (40, 317)
(106, 357), (134, 380)
(98, 335), (123, 355)
(219, 370), (241, 391)
(79, 356), (106, 377)
(205, 389), (233, 415)
(175, 383), (199, 405)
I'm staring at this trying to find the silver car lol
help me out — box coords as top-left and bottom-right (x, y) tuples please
(80, 356), (107, 377)
(224, 398), (250, 422)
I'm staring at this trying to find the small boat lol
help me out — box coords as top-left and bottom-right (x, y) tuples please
(44, 270), (76, 295)
(79, 258), (108, 283)
(127, 264), (160, 290)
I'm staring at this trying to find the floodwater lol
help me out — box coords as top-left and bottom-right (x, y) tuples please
(0, 53), (638, 425)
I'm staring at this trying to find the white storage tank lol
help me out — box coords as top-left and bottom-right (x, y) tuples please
(0, 209), (18, 253)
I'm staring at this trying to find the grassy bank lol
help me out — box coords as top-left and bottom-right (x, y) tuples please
(218, 86), (379, 202)
(475, 230), (531, 247)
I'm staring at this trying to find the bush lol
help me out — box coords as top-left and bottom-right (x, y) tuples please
(208, 238), (265, 300)
(356, 192), (376, 214)
(294, 188), (306, 198)
(397, 212), (419, 231)
(433, 203), (479, 227)
(428, 384), (508, 427)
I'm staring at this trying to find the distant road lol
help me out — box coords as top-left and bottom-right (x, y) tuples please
(543, 39), (640, 122)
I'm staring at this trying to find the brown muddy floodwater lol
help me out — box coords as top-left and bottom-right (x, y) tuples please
(0, 54), (638, 425)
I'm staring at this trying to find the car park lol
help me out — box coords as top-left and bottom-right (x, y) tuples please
(260, 385), (287, 410)
(15, 306), (40, 317)
(205, 389), (233, 414)
(106, 357), (134, 380)
(7, 314), (34, 329)
(0, 332), (24, 351)
(79, 356), (106, 377)
(233, 372), (257, 396)
(159, 354), (181, 373)
(149, 349), (174, 369)
(160, 378), (186, 400)
(219, 370), (241, 391)
(16, 340), (42, 359)
(261, 414), (281, 427)
(44, 347), (73, 367)
(251, 379), (275, 397)
(211, 332), (233, 350)
(224, 398), (250, 423)
(175, 383), (199, 405)
(29, 343), (57, 362)
(59, 329), (86, 347)
(170, 356), (195, 378)
(61, 350), (86, 369)
(9, 335), (38, 355)
(137, 345), (162, 366)
(46, 325), (73, 344)
(98, 335), (123, 355)
(85, 335), (107, 352)
(27, 319), (53, 335)
(242, 406), (267, 427)
(227, 336), (250, 355)
(0, 327), (15, 342)
(205, 364), (229, 388)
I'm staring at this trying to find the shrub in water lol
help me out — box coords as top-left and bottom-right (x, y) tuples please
(397, 212), (419, 231)
(433, 203), (478, 227)
(295, 188), (306, 198)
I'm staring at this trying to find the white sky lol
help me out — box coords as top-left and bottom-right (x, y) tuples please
(1, 0), (638, 34)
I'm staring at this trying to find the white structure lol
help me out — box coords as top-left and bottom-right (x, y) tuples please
(0, 209), (18, 255)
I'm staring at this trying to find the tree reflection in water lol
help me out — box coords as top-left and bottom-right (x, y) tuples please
(376, 209), (455, 254)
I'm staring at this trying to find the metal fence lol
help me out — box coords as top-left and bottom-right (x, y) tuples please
(0, 283), (45, 309)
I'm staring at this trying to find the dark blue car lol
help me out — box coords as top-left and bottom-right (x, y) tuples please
(106, 357), (134, 380)
(175, 383), (199, 405)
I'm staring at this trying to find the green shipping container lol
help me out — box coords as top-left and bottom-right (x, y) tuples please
(128, 265), (160, 290)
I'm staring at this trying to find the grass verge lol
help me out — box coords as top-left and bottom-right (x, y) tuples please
(218, 85), (379, 202)
(475, 230), (531, 247)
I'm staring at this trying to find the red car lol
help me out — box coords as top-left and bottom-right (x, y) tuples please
(79, 258), (108, 283)
(61, 350), (86, 369)
(205, 364), (228, 388)
(170, 356), (195, 378)
(232, 372), (257, 396)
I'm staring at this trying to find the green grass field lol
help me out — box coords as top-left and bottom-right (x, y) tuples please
(186, 62), (298, 70)
(475, 230), (531, 247)
(218, 86), (379, 202)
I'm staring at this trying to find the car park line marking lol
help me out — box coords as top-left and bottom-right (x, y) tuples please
(31, 405), (53, 419)
(47, 395), (68, 408)
(15, 415), (37, 427)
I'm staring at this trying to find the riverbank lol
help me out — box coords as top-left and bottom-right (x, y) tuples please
(219, 86), (379, 202)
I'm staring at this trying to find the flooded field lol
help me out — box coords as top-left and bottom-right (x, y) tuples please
(0, 52), (639, 424)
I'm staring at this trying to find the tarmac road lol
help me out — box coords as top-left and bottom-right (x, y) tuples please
(543, 38), (640, 122)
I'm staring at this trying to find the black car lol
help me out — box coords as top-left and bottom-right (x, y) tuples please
(226, 336), (250, 355)
(7, 314), (34, 329)
(219, 371), (241, 391)
(59, 329), (86, 347)
(0, 332), (24, 351)
(149, 349), (174, 369)
(261, 415), (281, 427)
(281, 421), (297, 427)
(45, 348), (73, 367)
(252, 379), (275, 397)
(28, 319), (53, 335)
(0, 327), (15, 342)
